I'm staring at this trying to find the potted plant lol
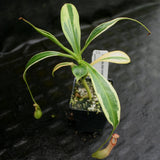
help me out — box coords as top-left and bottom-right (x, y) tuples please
(19, 3), (150, 159)
(68, 75), (113, 133)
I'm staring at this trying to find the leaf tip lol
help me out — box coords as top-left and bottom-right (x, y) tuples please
(52, 72), (55, 78)
(147, 32), (151, 36)
(18, 17), (23, 20)
(18, 17), (30, 26)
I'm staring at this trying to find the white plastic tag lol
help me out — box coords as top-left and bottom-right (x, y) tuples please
(92, 50), (109, 80)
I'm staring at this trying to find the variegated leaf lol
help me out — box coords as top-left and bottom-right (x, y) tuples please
(24, 51), (74, 76)
(72, 64), (88, 82)
(91, 50), (131, 65)
(23, 51), (73, 102)
(19, 17), (75, 56)
(61, 3), (81, 54)
(81, 17), (151, 53)
(52, 62), (75, 77)
(84, 62), (120, 129)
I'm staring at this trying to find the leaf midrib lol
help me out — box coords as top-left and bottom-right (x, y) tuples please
(67, 5), (80, 54)
(87, 64), (117, 127)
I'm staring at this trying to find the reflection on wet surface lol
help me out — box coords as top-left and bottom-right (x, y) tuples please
(0, 3), (160, 160)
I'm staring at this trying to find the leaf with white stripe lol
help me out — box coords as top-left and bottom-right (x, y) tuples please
(81, 17), (151, 53)
(91, 50), (131, 65)
(23, 51), (72, 105)
(23, 51), (73, 79)
(61, 3), (81, 54)
(84, 62), (120, 129)
(52, 62), (75, 77)
(19, 17), (73, 55)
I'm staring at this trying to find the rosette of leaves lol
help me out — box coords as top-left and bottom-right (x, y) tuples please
(20, 3), (150, 158)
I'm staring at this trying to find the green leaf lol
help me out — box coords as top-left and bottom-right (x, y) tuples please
(81, 17), (151, 54)
(61, 3), (81, 54)
(23, 51), (73, 104)
(24, 51), (74, 75)
(19, 17), (75, 57)
(72, 64), (87, 82)
(84, 62), (120, 129)
(91, 50), (131, 65)
(52, 62), (75, 77)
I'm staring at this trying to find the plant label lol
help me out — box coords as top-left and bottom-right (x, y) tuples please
(92, 50), (109, 80)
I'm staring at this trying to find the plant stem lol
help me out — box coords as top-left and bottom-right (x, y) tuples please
(97, 128), (115, 151)
(81, 77), (92, 100)
(23, 72), (37, 104)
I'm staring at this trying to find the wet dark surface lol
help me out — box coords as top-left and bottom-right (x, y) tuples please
(1, 2), (160, 160)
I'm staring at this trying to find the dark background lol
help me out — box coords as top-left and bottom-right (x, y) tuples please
(0, 0), (157, 52)
(0, 0), (160, 160)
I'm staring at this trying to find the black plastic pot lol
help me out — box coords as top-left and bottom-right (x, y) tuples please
(67, 78), (113, 133)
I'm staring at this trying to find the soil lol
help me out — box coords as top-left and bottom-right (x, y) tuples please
(70, 78), (102, 113)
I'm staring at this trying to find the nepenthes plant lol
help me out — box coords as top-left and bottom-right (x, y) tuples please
(20, 3), (150, 159)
